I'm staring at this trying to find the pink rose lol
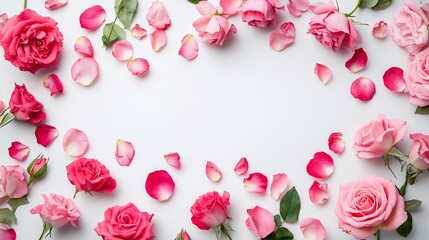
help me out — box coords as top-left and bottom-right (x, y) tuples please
(307, 1), (357, 51)
(0, 225), (16, 240)
(190, 190), (230, 230)
(409, 133), (429, 170)
(335, 176), (407, 239)
(245, 206), (275, 238)
(29, 157), (47, 176)
(390, 0), (429, 55)
(9, 84), (46, 124)
(30, 193), (79, 228)
(94, 202), (155, 240)
(241, 0), (284, 28)
(0, 100), (4, 114)
(405, 47), (429, 107)
(66, 157), (116, 194)
(0, 165), (28, 205)
(0, 9), (63, 73)
(353, 114), (408, 159)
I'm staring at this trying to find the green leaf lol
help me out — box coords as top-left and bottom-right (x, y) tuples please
(405, 199), (422, 212)
(372, 0), (392, 10)
(0, 112), (15, 128)
(274, 214), (282, 228)
(188, 0), (204, 4)
(415, 106), (429, 115)
(214, 225), (222, 240)
(359, 0), (378, 8)
(102, 23), (126, 48)
(274, 227), (294, 240)
(280, 186), (301, 223)
(0, 208), (17, 225)
(396, 212), (412, 237)
(114, 0), (138, 29)
(7, 196), (29, 212)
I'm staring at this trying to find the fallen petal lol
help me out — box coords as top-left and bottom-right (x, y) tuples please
(219, 0), (243, 16)
(300, 218), (326, 240)
(179, 34), (199, 60)
(0, 226), (16, 240)
(115, 139), (135, 166)
(45, 0), (67, 10)
(112, 40), (134, 61)
(62, 128), (89, 157)
(206, 161), (222, 182)
(270, 173), (289, 201)
(350, 77), (376, 102)
(71, 57), (99, 86)
(314, 63), (332, 85)
(246, 206), (276, 239)
(127, 58), (150, 76)
(150, 29), (167, 52)
(309, 180), (328, 205)
(269, 22), (296, 51)
(80, 5), (106, 30)
(146, 0), (171, 30)
(74, 36), (94, 57)
(328, 132), (345, 154)
(35, 124), (58, 147)
(372, 21), (388, 39)
(145, 170), (175, 201)
(345, 48), (368, 73)
(0, 13), (8, 32)
(42, 73), (64, 96)
(131, 24), (147, 40)
(383, 67), (406, 92)
(8, 141), (30, 161)
(287, 0), (309, 17)
(164, 152), (180, 169)
(234, 157), (249, 176)
(306, 152), (334, 179)
(196, 1), (217, 16)
(243, 172), (268, 194)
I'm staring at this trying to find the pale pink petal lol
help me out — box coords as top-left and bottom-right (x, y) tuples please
(0, 13), (8, 32)
(62, 128), (89, 157)
(383, 67), (407, 92)
(179, 34), (199, 60)
(74, 36), (94, 57)
(79, 5), (106, 30)
(71, 57), (99, 86)
(0, 100), (4, 114)
(145, 170), (175, 201)
(164, 152), (180, 169)
(314, 63), (332, 85)
(131, 24), (147, 40)
(112, 40), (134, 61)
(150, 29), (167, 52)
(350, 77), (376, 102)
(127, 58), (150, 76)
(219, 0), (243, 16)
(45, 0), (67, 10)
(115, 139), (135, 166)
(372, 21), (388, 39)
(269, 22), (296, 51)
(246, 206), (276, 239)
(270, 173), (289, 201)
(345, 48), (368, 73)
(196, 1), (217, 16)
(35, 124), (58, 147)
(306, 152), (334, 179)
(146, 0), (171, 30)
(287, 0), (309, 17)
(309, 180), (328, 205)
(206, 161), (222, 182)
(234, 157), (249, 176)
(8, 142), (30, 161)
(328, 132), (345, 154)
(42, 73), (64, 96)
(243, 172), (268, 194)
(300, 218), (326, 240)
(0, 227), (16, 240)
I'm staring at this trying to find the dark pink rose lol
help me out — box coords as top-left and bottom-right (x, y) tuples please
(9, 84), (46, 124)
(190, 190), (230, 230)
(0, 225), (16, 240)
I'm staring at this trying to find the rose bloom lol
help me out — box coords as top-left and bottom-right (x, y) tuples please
(335, 176), (407, 239)
(0, 9), (63, 73)
(30, 193), (79, 228)
(190, 190), (230, 230)
(390, 0), (429, 55)
(94, 202), (155, 240)
(241, 0), (284, 28)
(0, 165), (28, 205)
(353, 114), (408, 159)
(193, 15), (237, 46)
(9, 83), (46, 124)
(409, 133), (429, 170)
(66, 157), (116, 193)
(307, 1), (357, 51)
(405, 47), (429, 107)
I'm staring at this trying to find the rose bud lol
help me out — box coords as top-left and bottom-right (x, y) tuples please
(175, 229), (191, 240)
(27, 155), (48, 186)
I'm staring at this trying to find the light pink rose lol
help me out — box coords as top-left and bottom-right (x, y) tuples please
(190, 191), (230, 230)
(390, 0), (429, 55)
(405, 47), (429, 107)
(353, 114), (408, 159)
(241, 0), (284, 28)
(409, 133), (429, 170)
(335, 176), (407, 239)
(0, 165), (28, 205)
(307, 1), (357, 51)
(30, 193), (79, 228)
(245, 206), (275, 238)
(9, 84), (46, 124)
(94, 202), (155, 240)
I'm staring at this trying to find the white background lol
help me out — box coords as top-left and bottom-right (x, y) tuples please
(1, 0), (429, 239)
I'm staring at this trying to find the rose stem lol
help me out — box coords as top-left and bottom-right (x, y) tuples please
(23, 0), (27, 9)
(346, 0), (362, 17)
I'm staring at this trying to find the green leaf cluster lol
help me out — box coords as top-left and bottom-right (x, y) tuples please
(359, 0), (392, 10)
(187, 0), (204, 4)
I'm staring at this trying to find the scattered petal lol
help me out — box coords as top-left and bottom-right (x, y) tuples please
(79, 5), (106, 30)
(0, 13), (8, 32)
(287, 0), (309, 17)
(196, 1), (217, 16)
(164, 152), (180, 169)
(243, 172), (268, 194)
(112, 40), (134, 61)
(246, 206), (276, 239)
(115, 139), (135, 166)
(127, 58), (150, 76)
(306, 152), (334, 179)
(206, 161), (222, 182)
(372, 21), (388, 39)
(0, 226), (16, 240)
(0, 100), (4, 114)
(309, 180), (328, 205)
(179, 34), (199, 60)
(328, 132), (345, 154)
(71, 57), (99, 86)
(345, 48), (368, 73)
(219, 0), (243, 16)
(270, 173), (289, 201)
(150, 29), (167, 52)
(62, 128), (89, 157)
(8, 142), (30, 161)
(269, 22), (296, 51)
(45, 0), (67, 10)
(146, 0), (171, 30)
(234, 157), (249, 176)
(300, 218), (326, 240)
(42, 73), (63, 96)
(131, 24), (147, 40)
(74, 36), (94, 57)
(383, 67), (407, 92)
(35, 124), (58, 147)
(314, 63), (332, 85)
(145, 170), (175, 201)
(350, 77), (376, 102)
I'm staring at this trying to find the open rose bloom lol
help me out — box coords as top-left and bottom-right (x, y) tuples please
(0, 165), (28, 205)
(9, 84), (46, 124)
(241, 0), (284, 28)
(405, 47), (429, 107)
(409, 133), (429, 170)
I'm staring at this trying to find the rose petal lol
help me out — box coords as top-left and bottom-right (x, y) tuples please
(345, 48), (368, 73)
(383, 67), (406, 92)
(112, 40), (133, 61)
(45, 0), (67, 10)
(234, 157), (249, 176)
(350, 77), (376, 102)
(309, 180), (328, 205)
(35, 124), (58, 147)
(62, 128), (89, 157)
(0, 100), (4, 114)
(314, 63), (332, 85)
(74, 36), (94, 57)
(42, 73), (64, 96)
(243, 172), (268, 194)
(206, 161), (222, 182)
(115, 139), (135, 166)
(146, 0), (171, 30)
(0, 13), (7, 32)
(71, 57), (99, 86)
(328, 132), (345, 154)
(372, 21), (388, 39)
(131, 24), (147, 40)
(219, 0), (243, 16)
(196, 1), (217, 16)
(270, 173), (289, 201)
(8, 142), (30, 161)
(300, 218), (326, 240)
(306, 152), (334, 179)
(150, 29), (167, 52)
(145, 170), (175, 201)
(0, 227), (16, 240)
(79, 5), (106, 30)
(269, 22), (296, 51)
(246, 206), (276, 239)
(127, 58), (150, 76)
(287, 0), (309, 17)
(179, 34), (199, 60)
(164, 152), (180, 169)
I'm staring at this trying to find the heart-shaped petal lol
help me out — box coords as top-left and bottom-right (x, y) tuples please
(8, 141), (30, 161)
(219, 0), (243, 16)
(131, 24), (147, 40)
(35, 124), (58, 147)
(383, 67), (406, 92)
(350, 77), (376, 102)
(145, 170), (175, 201)
(269, 22), (296, 51)
(45, 0), (67, 10)
(150, 29), (167, 52)
(234, 157), (249, 176)
(306, 152), (334, 179)
(179, 34), (199, 60)
(79, 5), (106, 30)
(287, 0), (309, 17)
(206, 161), (222, 182)
(372, 21), (388, 39)
(42, 73), (63, 96)
(115, 139), (135, 166)
(270, 173), (289, 201)
(71, 57), (99, 86)
(246, 206), (276, 239)
(309, 180), (328, 205)
(0, 226), (16, 240)
(345, 48), (368, 73)
(328, 132), (345, 154)
(314, 63), (332, 85)
(62, 128), (89, 157)
(112, 40), (134, 61)
(146, 0), (171, 30)
(74, 36), (94, 57)
(127, 58), (150, 76)
(164, 152), (180, 169)
(300, 218), (326, 240)
(244, 172), (268, 194)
